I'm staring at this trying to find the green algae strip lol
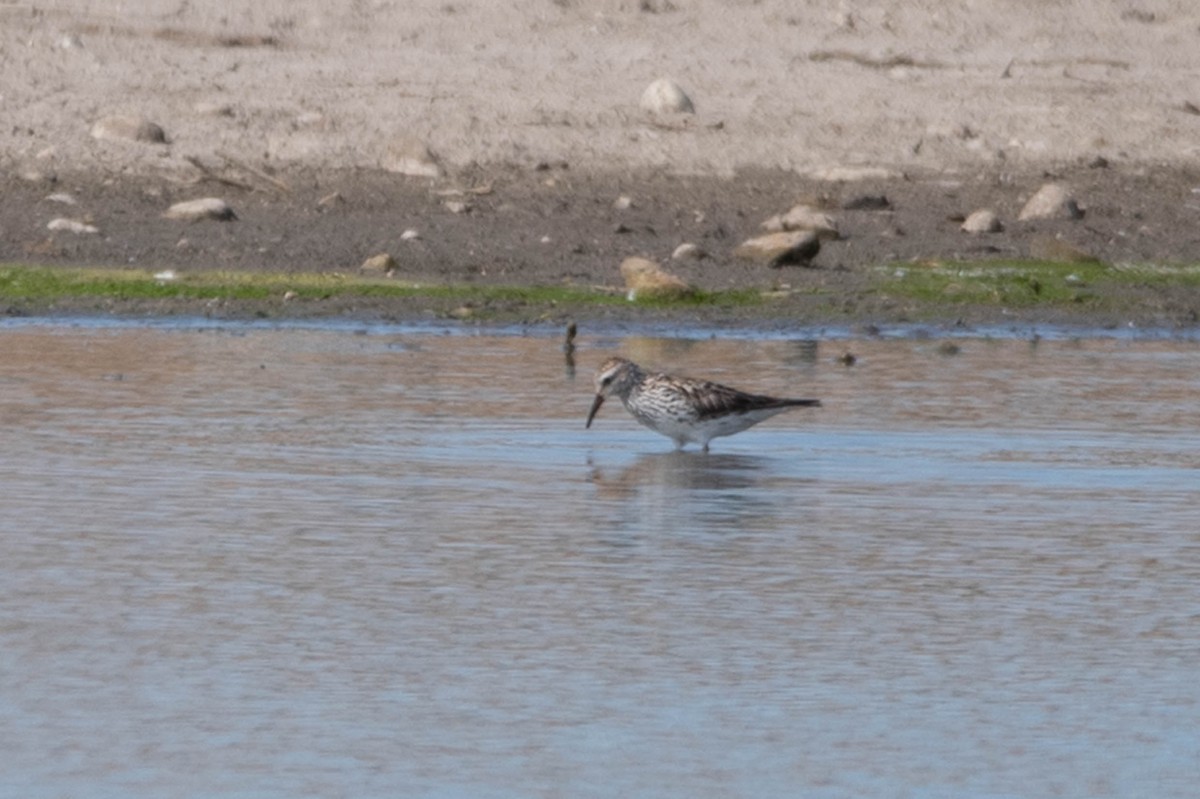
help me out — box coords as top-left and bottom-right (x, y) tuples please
(5, 261), (1200, 318)
(880, 259), (1200, 307)
(0, 265), (762, 309)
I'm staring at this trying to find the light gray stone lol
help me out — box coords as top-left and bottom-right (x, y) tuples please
(1018, 183), (1083, 221)
(761, 204), (840, 240)
(639, 78), (694, 114)
(90, 115), (166, 144)
(733, 230), (821, 267)
(671, 242), (706, 261)
(961, 209), (1003, 233)
(47, 217), (98, 234)
(163, 197), (237, 222)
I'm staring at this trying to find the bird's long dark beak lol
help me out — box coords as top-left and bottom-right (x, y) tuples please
(585, 394), (605, 428)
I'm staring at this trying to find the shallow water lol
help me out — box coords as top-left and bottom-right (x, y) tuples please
(2, 321), (1198, 798)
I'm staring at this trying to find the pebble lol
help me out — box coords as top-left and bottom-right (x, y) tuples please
(961, 209), (1003, 233)
(45, 192), (78, 205)
(47, 217), (98, 234)
(360, 253), (397, 274)
(671, 242), (707, 261)
(90, 115), (167, 144)
(733, 230), (821, 267)
(613, 195), (635, 210)
(400, 229), (421, 241)
(619, 256), (695, 301)
(163, 197), (237, 222)
(193, 100), (235, 117)
(760, 204), (840, 240)
(382, 136), (443, 178)
(1018, 183), (1083, 221)
(639, 78), (695, 114)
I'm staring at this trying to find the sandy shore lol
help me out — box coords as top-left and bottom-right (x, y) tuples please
(3, 1), (1200, 327)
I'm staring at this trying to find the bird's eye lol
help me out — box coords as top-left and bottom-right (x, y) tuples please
(601, 376), (613, 386)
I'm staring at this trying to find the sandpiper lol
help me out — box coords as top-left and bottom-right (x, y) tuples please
(585, 356), (821, 451)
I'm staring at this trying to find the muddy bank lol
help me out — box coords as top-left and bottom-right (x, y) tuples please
(4, 160), (1200, 330)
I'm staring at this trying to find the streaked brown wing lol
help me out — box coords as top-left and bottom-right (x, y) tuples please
(680, 379), (785, 420)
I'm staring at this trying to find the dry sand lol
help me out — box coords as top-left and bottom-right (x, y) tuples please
(4, 0), (1200, 176)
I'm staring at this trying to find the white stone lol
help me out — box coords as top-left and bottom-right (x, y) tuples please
(90, 115), (166, 144)
(640, 78), (694, 114)
(1018, 183), (1083, 221)
(163, 197), (237, 221)
(961, 209), (1003, 233)
(671, 242), (706, 261)
(733, 230), (821, 266)
(47, 217), (98, 234)
(762, 204), (839, 240)
(193, 101), (235, 117)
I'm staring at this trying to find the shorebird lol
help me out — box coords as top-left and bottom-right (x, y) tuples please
(585, 356), (821, 451)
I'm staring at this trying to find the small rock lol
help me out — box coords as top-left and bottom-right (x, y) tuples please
(619, 256), (695, 301)
(639, 78), (695, 114)
(400, 229), (421, 241)
(153, 270), (177, 282)
(613, 195), (634, 210)
(671, 242), (707, 261)
(761, 204), (840, 240)
(163, 197), (237, 222)
(90, 115), (167, 144)
(47, 217), (98, 234)
(1018, 183), (1083, 221)
(194, 100), (235, 117)
(45, 192), (78, 205)
(733, 230), (821, 267)
(961, 209), (1003, 233)
(443, 200), (471, 214)
(382, 136), (442, 178)
(360, 253), (397, 273)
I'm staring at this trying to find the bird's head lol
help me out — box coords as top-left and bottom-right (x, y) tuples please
(585, 357), (636, 428)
